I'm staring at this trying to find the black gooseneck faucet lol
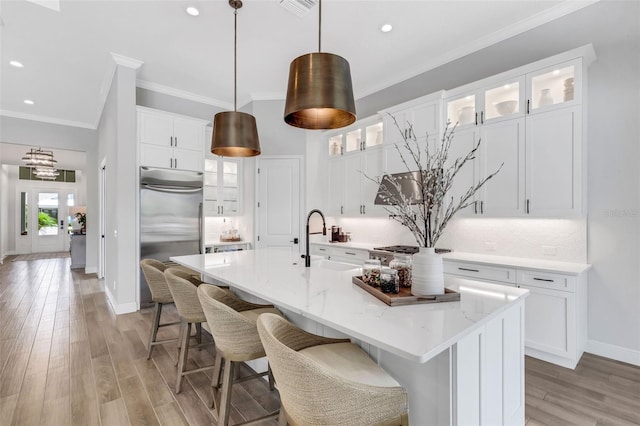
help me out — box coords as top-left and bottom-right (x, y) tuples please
(304, 209), (326, 267)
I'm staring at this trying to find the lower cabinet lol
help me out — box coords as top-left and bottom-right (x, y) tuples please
(444, 259), (586, 369)
(309, 244), (368, 265)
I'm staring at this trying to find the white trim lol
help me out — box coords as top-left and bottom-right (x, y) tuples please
(586, 339), (640, 367)
(110, 52), (144, 70)
(356, 0), (600, 100)
(136, 80), (232, 110)
(85, 266), (97, 274)
(105, 285), (138, 315)
(0, 109), (95, 129)
(94, 60), (117, 129)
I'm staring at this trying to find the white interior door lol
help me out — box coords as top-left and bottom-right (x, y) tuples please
(256, 158), (301, 251)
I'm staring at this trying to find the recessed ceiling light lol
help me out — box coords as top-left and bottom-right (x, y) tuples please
(186, 6), (199, 16)
(381, 24), (393, 33)
(10, 60), (24, 68)
(24, 99), (35, 105)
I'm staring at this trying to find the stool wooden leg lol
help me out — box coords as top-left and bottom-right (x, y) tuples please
(195, 322), (202, 347)
(210, 352), (223, 408)
(147, 302), (163, 360)
(176, 321), (191, 394)
(218, 359), (235, 426)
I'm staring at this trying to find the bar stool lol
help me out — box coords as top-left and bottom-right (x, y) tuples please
(197, 285), (281, 426)
(257, 313), (409, 426)
(140, 259), (198, 359)
(164, 267), (216, 393)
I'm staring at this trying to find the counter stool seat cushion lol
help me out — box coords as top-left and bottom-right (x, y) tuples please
(300, 342), (400, 388)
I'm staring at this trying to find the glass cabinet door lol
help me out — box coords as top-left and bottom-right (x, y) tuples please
(483, 78), (524, 122)
(365, 122), (383, 148)
(221, 160), (239, 214)
(528, 59), (580, 113)
(446, 94), (476, 127)
(345, 128), (362, 153)
(203, 159), (219, 215)
(328, 134), (343, 156)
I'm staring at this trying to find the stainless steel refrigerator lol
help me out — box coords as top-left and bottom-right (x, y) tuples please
(139, 166), (203, 307)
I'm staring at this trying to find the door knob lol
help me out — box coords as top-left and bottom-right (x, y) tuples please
(290, 238), (299, 244)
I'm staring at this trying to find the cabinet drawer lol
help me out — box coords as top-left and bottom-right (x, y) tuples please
(310, 245), (330, 257)
(331, 247), (369, 262)
(444, 261), (516, 284)
(517, 270), (575, 292)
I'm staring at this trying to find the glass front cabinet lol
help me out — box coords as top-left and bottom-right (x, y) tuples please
(204, 158), (242, 217)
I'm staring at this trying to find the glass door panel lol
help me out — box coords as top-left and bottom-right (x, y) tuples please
(365, 122), (383, 148)
(328, 135), (342, 156)
(345, 129), (362, 153)
(222, 160), (239, 214)
(38, 192), (59, 236)
(485, 81), (521, 121)
(530, 64), (575, 111)
(447, 95), (476, 126)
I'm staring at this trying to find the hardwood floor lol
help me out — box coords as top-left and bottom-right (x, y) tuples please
(0, 255), (279, 426)
(1, 255), (639, 425)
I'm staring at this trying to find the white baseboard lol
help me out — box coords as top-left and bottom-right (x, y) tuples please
(104, 285), (138, 315)
(586, 339), (640, 367)
(85, 266), (97, 274)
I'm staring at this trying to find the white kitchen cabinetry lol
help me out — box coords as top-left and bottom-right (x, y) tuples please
(444, 258), (587, 369)
(203, 158), (242, 216)
(137, 107), (206, 172)
(327, 116), (385, 217)
(443, 49), (593, 217)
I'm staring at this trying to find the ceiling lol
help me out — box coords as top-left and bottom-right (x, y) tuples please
(0, 0), (598, 129)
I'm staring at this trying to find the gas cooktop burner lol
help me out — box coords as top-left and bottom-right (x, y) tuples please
(372, 245), (452, 254)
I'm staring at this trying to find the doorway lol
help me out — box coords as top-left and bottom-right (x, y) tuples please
(17, 187), (76, 253)
(255, 157), (302, 252)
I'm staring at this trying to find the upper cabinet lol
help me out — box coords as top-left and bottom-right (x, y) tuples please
(443, 46), (594, 217)
(137, 106), (207, 172)
(326, 116), (385, 217)
(203, 157), (242, 217)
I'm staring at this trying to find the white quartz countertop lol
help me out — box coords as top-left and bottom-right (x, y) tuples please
(204, 240), (251, 247)
(309, 239), (590, 275)
(171, 249), (528, 363)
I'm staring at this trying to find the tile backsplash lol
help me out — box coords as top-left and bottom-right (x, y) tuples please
(328, 216), (587, 263)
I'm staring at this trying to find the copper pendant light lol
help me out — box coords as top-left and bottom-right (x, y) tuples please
(284, 0), (356, 130)
(211, 0), (261, 157)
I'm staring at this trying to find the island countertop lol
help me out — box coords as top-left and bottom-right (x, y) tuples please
(171, 249), (529, 364)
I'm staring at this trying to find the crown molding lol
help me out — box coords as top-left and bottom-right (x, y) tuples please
(136, 80), (232, 110)
(0, 109), (95, 130)
(356, 0), (600, 99)
(110, 52), (144, 70)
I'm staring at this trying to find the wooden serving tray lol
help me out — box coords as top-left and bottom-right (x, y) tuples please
(352, 276), (460, 306)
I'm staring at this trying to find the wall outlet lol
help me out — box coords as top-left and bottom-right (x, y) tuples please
(542, 245), (557, 256)
(485, 242), (497, 252)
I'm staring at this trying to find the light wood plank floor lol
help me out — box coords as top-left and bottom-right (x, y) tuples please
(1, 255), (639, 425)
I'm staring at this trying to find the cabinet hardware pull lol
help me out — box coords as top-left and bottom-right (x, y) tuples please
(221, 206), (223, 214)
(345, 252), (356, 256)
(533, 277), (555, 282)
(475, 112), (478, 126)
(459, 267), (480, 272)
(174, 158), (177, 169)
(480, 201), (484, 214)
(480, 111), (484, 124)
(526, 99), (530, 114)
(363, 205), (366, 214)
(526, 199), (530, 214)
(474, 201), (478, 214)
(175, 137), (177, 147)
(341, 206), (343, 215)
(171, 136), (173, 147)
(319, 248), (327, 251)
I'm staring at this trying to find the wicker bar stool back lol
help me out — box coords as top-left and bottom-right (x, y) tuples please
(140, 259), (181, 360)
(164, 267), (214, 393)
(257, 313), (410, 426)
(197, 285), (282, 426)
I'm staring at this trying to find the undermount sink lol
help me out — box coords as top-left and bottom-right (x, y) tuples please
(311, 259), (360, 272)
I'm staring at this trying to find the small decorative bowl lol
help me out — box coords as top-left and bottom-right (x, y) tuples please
(494, 100), (518, 116)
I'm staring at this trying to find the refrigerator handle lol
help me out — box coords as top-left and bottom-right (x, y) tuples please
(142, 184), (202, 193)
(199, 202), (203, 254)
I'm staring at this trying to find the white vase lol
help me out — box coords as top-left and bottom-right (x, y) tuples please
(411, 247), (445, 296)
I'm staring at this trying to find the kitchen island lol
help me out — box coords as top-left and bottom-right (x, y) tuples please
(172, 249), (529, 425)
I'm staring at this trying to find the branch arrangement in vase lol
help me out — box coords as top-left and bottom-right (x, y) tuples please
(368, 114), (503, 248)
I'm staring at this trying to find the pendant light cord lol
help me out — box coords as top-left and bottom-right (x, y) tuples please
(318, 0), (322, 52)
(234, 7), (238, 112)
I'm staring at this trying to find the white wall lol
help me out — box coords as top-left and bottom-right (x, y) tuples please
(310, 1), (640, 364)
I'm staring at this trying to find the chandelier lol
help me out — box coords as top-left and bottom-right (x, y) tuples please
(22, 148), (59, 180)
